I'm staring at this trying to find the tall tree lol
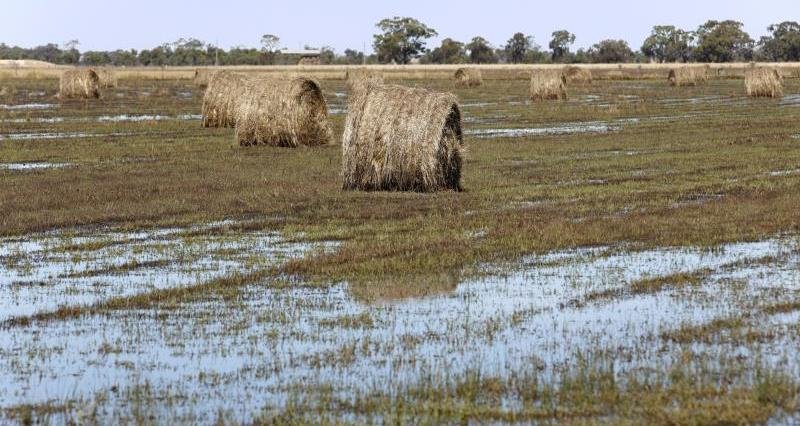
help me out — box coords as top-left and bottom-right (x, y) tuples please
(260, 34), (280, 52)
(549, 30), (576, 62)
(757, 21), (800, 61)
(373, 17), (437, 64)
(466, 37), (497, 63)
(641, 25), (694, 63)
(589, 39), (635, 63)
(429, 38), (466, 64)
(505, 33), (532, 64)
(694, 20), (753, 62)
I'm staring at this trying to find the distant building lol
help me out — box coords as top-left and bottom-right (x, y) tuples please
(279, 48), (322, 65)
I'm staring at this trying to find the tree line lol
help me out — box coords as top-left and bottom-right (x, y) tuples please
(2, 18), (799, 66)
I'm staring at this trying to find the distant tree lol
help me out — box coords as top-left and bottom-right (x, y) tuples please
(466, 37), (497, 63)
(641, 25), (694, 63)
(260, 34), (280, 52)
(589, 39), (635, 63)
(318, 46), (335, 64)
(343, 49), (364, 64)
(505, 32), (533, 64)
(549, 30), (576, 62)
(757, 21), (800, 61)
(373, 17), (437, 64)
(60, 40), (81, 64)
(82, 51), (112, 65)
(63, 39), (80, 51)
(429, 38), (466, 64)
(694, 20), (753, 62)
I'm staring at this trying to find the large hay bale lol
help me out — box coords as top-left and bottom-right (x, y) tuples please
(668, 66), (708, 87)
(194, 68), (218, 88)
(454, 68), (483, 88)
(745, 68), (784, 98)
(562, 66), (592, 85)
(59, 68), (101, 99)
(96, 68), (117, 88)
(235, 77), (331, 147)
(342, 83), (463, 192)
(201, 71), (250, 128)
(530, 70), (567, 101)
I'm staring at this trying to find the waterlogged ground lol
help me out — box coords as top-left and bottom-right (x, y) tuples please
(1, 74), (800, 423)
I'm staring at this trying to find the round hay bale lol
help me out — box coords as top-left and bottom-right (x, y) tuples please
(96, 68), (117, 88)
(745, 67), (784, 98)
(59, 68), (101, 99)
(668, 66), (708, 87)
(235, 77), (331, 147)
(454, 68), (483, 88)
(194, 68), (218, 88)
(562, 66), (592, 85)
(201, 71), (250, 128)
(530, 69), (567, 101)
(345, 68), (384, 93)
(342, 83), (463, 192)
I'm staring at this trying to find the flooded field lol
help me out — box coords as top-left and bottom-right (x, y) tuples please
(1, 74), (800, 423)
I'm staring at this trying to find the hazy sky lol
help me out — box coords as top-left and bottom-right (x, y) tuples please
(2, 0), (796, 53)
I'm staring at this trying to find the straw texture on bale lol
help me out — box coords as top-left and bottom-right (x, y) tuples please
(530, 70), (567, 101)
(201, 71), (250, 128)
(454, 68), (483, 88)
(562, 66), (592, 85)
(235, 77), (331, 147)
(194, 69), (218, 88)
(59, 69), (101, 99)
(341, 83), (463, 192)
(668, 67), (707, 87)
(745, 68), (784, 98)
(96, 68), (117, 88)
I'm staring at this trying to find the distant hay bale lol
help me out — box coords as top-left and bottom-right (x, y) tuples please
(668, 67), (695, 87)
(562, 66), (592, 85)
(96, 68), (117, 88)
(194, 69), (218, 88)
(342, 83), (463, 192)
(59, 68), (100, 99)
(201, 71), (250, 128)
(530, 69), (567, 101)
(234, 77), (332, 147)
(745, 68), (784, 98)
(454, 68), (483, 88)
(345, 68), (384, 92)
(669, 66), (709, 87)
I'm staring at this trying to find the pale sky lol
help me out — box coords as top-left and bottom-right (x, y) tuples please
(1, 0), (796, 53)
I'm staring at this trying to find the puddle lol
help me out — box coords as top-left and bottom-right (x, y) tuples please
(779, 94), (800, 107)
(0, 162), (73, 171)
(1, 115), (201, 124)
(0, 221), (328, 322)
(672, 193), (726, 208)
(466, 122), (618, 138)
(461, 101), (497, 108)
(768, 169), (800, 177)
(328, 107), (347, 115)
(97, 114), (202, 122)
(0, 103), (56, 110)
(0, 117), (65, 124)
(0, 132), (133, 141)
(1, 235), (798, 422)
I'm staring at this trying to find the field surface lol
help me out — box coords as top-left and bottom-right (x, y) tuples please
(1, 70), (800, 424)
